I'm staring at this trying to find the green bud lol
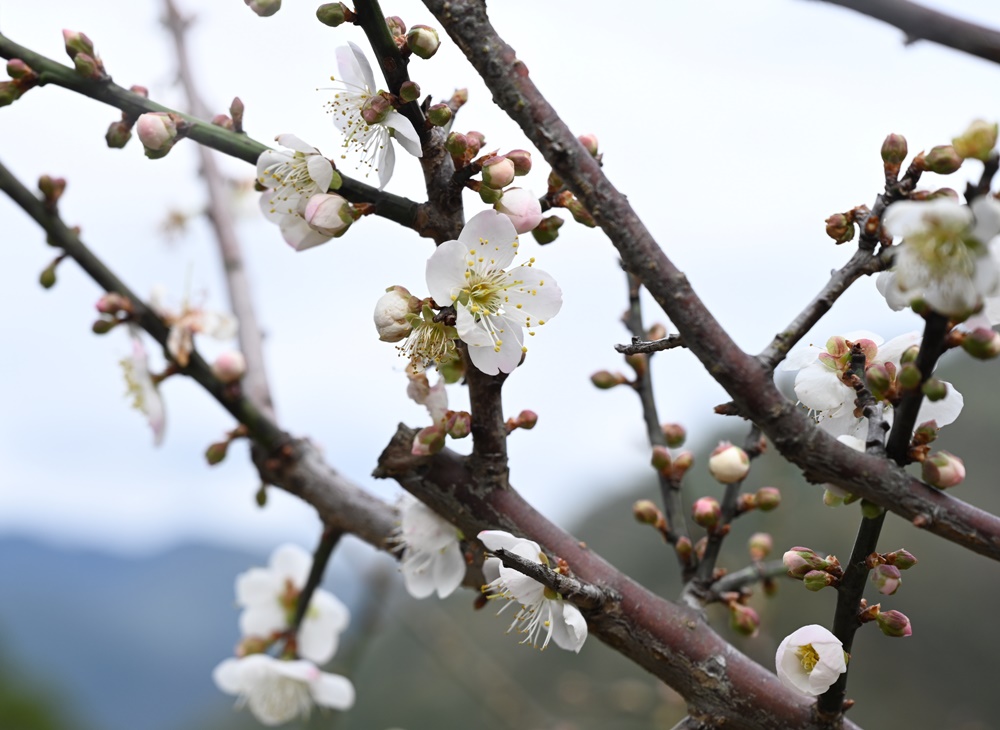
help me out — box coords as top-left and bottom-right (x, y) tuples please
(316, 2), (348, 26)
(427, 103), (452, 127)
(205, 441), (229, 465)
(399, 81), (420, 104)
(881, 133), (908, 165)
(923, 145), (963, 175)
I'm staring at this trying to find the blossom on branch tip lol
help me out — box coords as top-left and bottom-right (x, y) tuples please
(426, 211), (562, 375)
(775, 624), (847, 696)
(212, 654), (354, 726)
(878, 196), (1000, 319)
(325, 42), (422, 189)
(120, 326), (165, 446)
(478, 530), (588, 653)
(393, 495), (465, 599)
(236, 544), (350, 665)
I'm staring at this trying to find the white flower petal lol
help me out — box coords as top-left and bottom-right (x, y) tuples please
(270, 544), (312, 586)
(310, 672), (356, 710)
(458, 211), (519, 269)
(307, 155), (334, 193)
(551, 602), (588, 653)
(347, 41), (378, 93)
(501, 267), (563, 324)
(377, 134), (395, 190)
(426, 240), (472, 306)
(386, 110), (423, 158)
(794, 363), (849, 412)
(274, 134), (319, 154)
(432, 542), (466, 598)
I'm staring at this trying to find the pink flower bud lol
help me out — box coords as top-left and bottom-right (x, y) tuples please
(136, 113), (178, 157)
(755, 486), (781, 511)
(783, 547), (832, 578)
(95, 292), (130, 315)
(881, 133), (908, 165)
(578, 134), (599, 156)
(62, 29), (96, 59)
(922, 450), (966, 489)
(886, 549), (917, 570)
(708, 442), (750, 484)
(445, 411), (472, 439)
(670, 451), (694, 479)
(427, 103), (452, 127)
(692, 497), (721, 529)
(871, 563), (902, 595)
(514, 409), (538, 430)
(661, 423), (686, 448)
(373, 285), (418, 343)
(675, 536), (693, 560)
(211, 350), (247, 384)
(824, 213), (855, 244)
(385, 16), (406, 36)
(748, 532), (773, 561)
(729, 603), (760, 637)
(923, 144), (963, 174)
(360, 94), (392, 125)
(406, 25), (440, 59)
(399, 81), (420, 104)
(495, 188), (543, 233)
(303, 193), (354, 238)
(961, 327), (1000, 359)
(876, 609), (912, 638)
(481, 155), (516, 189)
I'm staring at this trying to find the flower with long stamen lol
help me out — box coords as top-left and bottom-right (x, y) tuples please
(478, 530), (587, 653)
(394, 302), (459, 375)
(325, 42), (422, 189)
(426, 211), (562, 375)
(120, 325), (165, 445)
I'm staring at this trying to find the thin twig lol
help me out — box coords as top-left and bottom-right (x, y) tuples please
(489, 547), (617, 610)
(616, 333), (686, 355)
(290, 526), (343, 634)
(708, 559), (787, 596)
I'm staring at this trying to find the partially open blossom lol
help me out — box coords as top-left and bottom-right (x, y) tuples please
(212, 654), (354, 725)
(707, 442), (750, 484)
(325, 42), (422, 189)
(495, 188), (543, 234)
(374, 286), (420, 343)
(878, 196), (1000, 319)
(303, 193), (354, 238)
(783, 547), (835, 579)
(426, 211), (562, 375)
(775, 624), (848, 696)
(871, 563), (902, 595)
(394, 494), (465, 599)
(922, 450), (966, 488)
(479, 530), (588, 652)
(783, 330), (963, 439)
(120, 326), (165, 446)
(406, 25), (440, 59)
(235, 544), (350, 665)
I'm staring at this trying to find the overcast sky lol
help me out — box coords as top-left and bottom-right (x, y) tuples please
(2, 0), (999, 556)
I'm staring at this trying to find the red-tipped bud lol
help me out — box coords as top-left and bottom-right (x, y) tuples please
(961, 327), (1000, 359)
(923, 145), (963, 175)
(578, 133), (599, 157)
(229, 97), (244, 131)
(590, 369), (627, 389)
(211, 114), (234, 130)
(466, 131), (486, 153)
(670, 451), (694, 479)
(62, 30), (96, 59)
(748, 532), (773, 561)
(783, 547), (833, 578)
(876, 609), (912, 638)
(708, 442), (750, 484)
(922, 450), (965, 489)
(885, 549), (917, 570)
(632, 499), (661, 526)
(729, 603), (760, 637)
(427, 103), (452, 127)
(871, 564), (902, 595)
(881, 133), (908, 165)
(675, 536), (693, 561)
(506, 149), (532, 176)
(406, 25), (440, 59)
(692, 497), (721, 529)
(661, 423), (686, 448)
(650, 445), (672, 474)
(136, 112), (179, 158)
(531, 215), (564, 245)
(825, 213), (855, 244)
(755, 486), (781, 511)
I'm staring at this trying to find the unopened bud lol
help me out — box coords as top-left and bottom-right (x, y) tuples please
(255, 484), (268, 507)
(399, 80), (420, 103)
(406, 25), (440, 59)
(6, 59), (35, 81)
(466, 131), (486, 151)
(755, 486), (781, 511)
(303, 193), (354, 238)
(923, 145), (963, 175)
(900, 344), (920, 364)
(211, 114), (234, 130)
(62, 29), (96, 60)
(245, 0), (281, 16)
(802, 570), (835, 591)
(748, 532), (773, 561)
(513, 409), (537, 430)
(647, 322), (667, 341)
(921, 378), (947, 401)
(881, 133), (908, 165)
(205, 440), (230, 465)
(632, 499), (660, 526)
(708, 442), (750, 484)
(73, 52), (104, 79)
(39, 263), (58, 289)
(446, 410), (472, 439)
(885, 549), (917, 570)
(952, 119), (998, 161)
(91, 318), (117, 334)
(38, 175), (67, 206)
(914, 420), (939, 444)
(445, 132), (468, 158)
(374, 285), (419, 342)
(783, 547), (832, 578)
(211, 351), (247, 384)
(961, 327), (1000, 359)
(427, 103), (452, 127)
(675, 536), (693, 561)
(591, 369), (626, 389)
(0, 81), (24, 107)
(360, 94), (392, 125)
(495, 188), (542, 234)
(624, 352), (647, 378)
(876, 609), (912, 638)
(825, 213), (855, 244)
(578, 133), (599, 157)
(95, 292), (130, 315)
(897, 362), (922, 390)
(136, 112), (179, 158)
(670, 451), (694, 479)
(481, 155), (516, 189)
(692, 497), (721, 529)
(871, 564), (902, 595)
(316, 2), (349, 26)
(661, 423), (686, 448)
(650, 445), (672, 474)
(865, 362), (890, 399)
(412, 424), (445, 456)
(531, 215), (564, 245)
(922, 450), (965, 489)
(729, 603), (760, 637)
(385, 16), (406, 37)
(105, 120), (133, 148)
(505, 149), (532, 176)
(229, 97), (244, 132)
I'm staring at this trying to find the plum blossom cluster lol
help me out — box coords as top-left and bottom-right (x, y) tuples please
(478, 530), (588, 653)
(212, 544), (355, 725)
(257, 134), (358, 251)
(324, 42), (422, 189)
(784, 330), (963, 440)
(375, 211), (562, 376)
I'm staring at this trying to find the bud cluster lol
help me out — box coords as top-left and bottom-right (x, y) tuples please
(783, 546), (843, 591)
(0, 58), (40, 108)
(62, 29), (107, 79)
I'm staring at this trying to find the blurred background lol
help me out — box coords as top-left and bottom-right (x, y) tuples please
(1, 0), (999, 728)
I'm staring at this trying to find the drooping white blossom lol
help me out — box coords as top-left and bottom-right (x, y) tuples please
(784, 330), (963, 439)
(878, 196), (1000, 318)
(775, 624), (847, 696)
(478, 529), (588, 653)
(236, 544), (350, 665)
(394, 494), (465, 599)
(212, 654), (354, 726)
(120, 325), (165, 446)
(426, 211), (562, 375)
(325, 42), (422, 189)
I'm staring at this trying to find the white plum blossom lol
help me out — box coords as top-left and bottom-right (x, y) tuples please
(151, 286), (238, 368)
(257, 135), (339, 251)
(120, 325), (165, 446)
(236, 544), (350, 665)
(775, 624), (847, 696)
(783, 330), (963, 439)
(878, 196), (1000, 318)
(326, 42), (422, 189)
(426, 211), (562, 375)
(478, 530), (588, 653)
(212, 654), (354, 726)
(393, 494), (465, 599)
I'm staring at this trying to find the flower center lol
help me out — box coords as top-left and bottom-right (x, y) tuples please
(796, 643), (820, 674)
(398, 320), (457, 371)
(246, 674), (313, 724)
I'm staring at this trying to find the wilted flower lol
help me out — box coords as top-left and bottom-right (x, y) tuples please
(426, 211), (562, 375)
(775, 624), (847, 696)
